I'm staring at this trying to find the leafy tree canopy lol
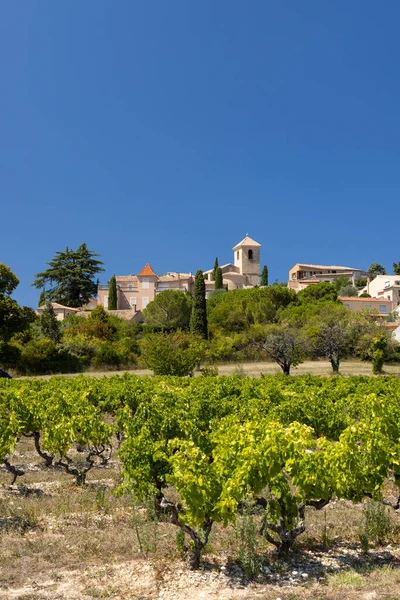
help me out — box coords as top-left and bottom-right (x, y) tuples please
(367, 263), (386, 279)
(297, 282), (338, 305)
(0, 264), (36, 345)
(393, 262), (400, 276)
(142, 289), (192, 330)
(32, 243), (104, 308)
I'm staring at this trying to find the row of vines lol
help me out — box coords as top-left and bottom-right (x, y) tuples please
(1, 373), (400, 568)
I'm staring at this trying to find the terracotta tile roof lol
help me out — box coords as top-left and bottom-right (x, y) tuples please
(339, 296), (393, 302)
(137, 263), (157, 277)
(233, 236), (261, 250)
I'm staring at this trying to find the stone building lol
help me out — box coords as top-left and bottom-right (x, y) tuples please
(97, 235), (261, 313)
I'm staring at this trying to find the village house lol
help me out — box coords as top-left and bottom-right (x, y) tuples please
(96, 235), (262, 314)
(288, 263), (368, 291)
(360, 275), (400, 307)
(338, 296), (395, 317)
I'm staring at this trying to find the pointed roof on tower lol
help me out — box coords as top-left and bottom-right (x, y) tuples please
(232, 235), (261, 251)
(137, 263), (157, 277)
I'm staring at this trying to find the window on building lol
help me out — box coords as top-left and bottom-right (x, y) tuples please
(379, 305), (387, 313)
(128, 284), (133, 291)
(129, 297), (137, 308)
(237, 251), (239, 259)
(142, 278), (149, 289)
(385, 281), (391, 287)
(248, 249), (253, 260)
(142, 297), (149, 309)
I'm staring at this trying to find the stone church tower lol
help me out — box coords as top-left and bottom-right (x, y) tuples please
(233, 236), (261, 287)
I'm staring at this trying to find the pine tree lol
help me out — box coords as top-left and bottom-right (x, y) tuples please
(190, 270), (208, 339)
(108, 275), (117, 310)
(211, 257), (219, 281)
(32, 243), (104, 308)
(215, 267), (223, 290)
(39, 302), (61, 343)
(261, 265), (269, 287)
(38, 289), (48, 307)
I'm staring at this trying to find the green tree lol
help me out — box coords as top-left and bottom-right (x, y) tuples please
(367, 263), (386, 279)
(0, 264), (36, 344)
(108, 275), (117, 310)
(249, 324), (307, 375)
(211, 257), (219, 281)
(214, 267), (223, 290)
(140, 331), (204, 376)
(190, 271), (208, 339)
(32, 243), (104, 308)
(297, 282), (338, 304)
(393, 262), (400, 276)
(261, 265), (268, 287)
(142, 289), (192, 330)
(308, 304), (351, 373)
(38, 302), (61, 343)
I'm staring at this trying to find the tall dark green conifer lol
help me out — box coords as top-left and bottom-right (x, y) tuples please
(108, 275), (117, 310)
(39, 302), (61, 343)
(261, 265), (269, 287)
(211, 257), (219, 281)
(32, 243), (104, 308)
(214, 267), (223, 290)
(190, 270), (208, 339)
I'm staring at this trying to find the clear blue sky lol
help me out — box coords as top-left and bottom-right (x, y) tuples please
(1, 1), (400, 307)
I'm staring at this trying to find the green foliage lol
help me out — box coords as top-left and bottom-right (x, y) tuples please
(261, 265), (268, 287)
(32, 243), (104, 308)
(360, 293), (371, 298)
(142, 289), (192, 330)
(249, 324), (307, 374)
(38, 302), (61, 342)
(0, 265), (36, 357)
(356, 278), (368, 288)
(211, 257), (219, 281)
(0, 264), (19, 296)
(393, 262), (400, 276)
(108, 275), (118, 310)
(359, 500), (392, 551)
(371, 336), (388, 375)
(297, 282), (338, 304)
(190, 271), (208, 339)
(16, 338), (82, 375)
(307, 303), (351, 373)
(337, 284), (358, 297)
(207, 285), (297, 335)
(214, 267), (223, 290)
(140, 331), (204, 376)
(368, 263), (386, 278)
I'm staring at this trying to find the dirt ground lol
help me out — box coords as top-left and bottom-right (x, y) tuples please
(18, 359), (400, 380)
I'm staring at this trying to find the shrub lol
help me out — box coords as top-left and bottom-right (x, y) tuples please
(140, 331), (204, 376)
(16, 338), (83, 374)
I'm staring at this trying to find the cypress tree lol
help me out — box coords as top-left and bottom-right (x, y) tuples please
(215, 267), (223, 290)
(190, 270), (208, 339)
(39, 302), (61, 343)
(211, 257), (219, 281)
(108, 275), (117, 310)
(261, 265), (269, 287)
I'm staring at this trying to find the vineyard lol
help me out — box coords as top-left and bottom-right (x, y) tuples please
(1, 373), (400, 599)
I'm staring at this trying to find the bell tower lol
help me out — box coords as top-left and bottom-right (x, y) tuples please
(233, 235), (261, 287)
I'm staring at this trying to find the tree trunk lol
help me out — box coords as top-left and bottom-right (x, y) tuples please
(330, 357), (340, 374)
(33, 432), (54, 467)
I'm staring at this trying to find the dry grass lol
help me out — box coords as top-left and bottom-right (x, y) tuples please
(17, 359), (400, 381)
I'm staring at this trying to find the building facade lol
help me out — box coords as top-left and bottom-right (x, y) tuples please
(97, 236), (262, 312)
(288, 263), (368, 291)
(361, 275), (400, 307)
